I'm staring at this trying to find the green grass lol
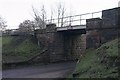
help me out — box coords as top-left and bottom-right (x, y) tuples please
(14, 38), (40, 57)
(0, 37), (2, 51)
(2, 36), (41, 63)
(72, 38), (119, 78)
(2, 36), (13, 45)
(0, 37), (2, 70)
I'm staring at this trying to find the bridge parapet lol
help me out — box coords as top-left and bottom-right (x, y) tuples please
(86, 18), (102, 30)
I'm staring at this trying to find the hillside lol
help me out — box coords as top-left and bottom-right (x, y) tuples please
(2, 36), (41, 63)
(72, 38), (119, 78)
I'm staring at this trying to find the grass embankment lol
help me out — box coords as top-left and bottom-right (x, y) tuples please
(0, 36), (2, 70)
(2, 36), (41, 63)
(72, 38), (119, 78)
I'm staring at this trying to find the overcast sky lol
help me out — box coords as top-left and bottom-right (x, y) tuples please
(0, 0), (119, 29)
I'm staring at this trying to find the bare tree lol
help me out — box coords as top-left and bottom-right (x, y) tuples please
(32, 5), (47, 29)
(61, 5), (66, 27)
(57, 3), (61, 27)
(50, 7), (53, 23)
(41, 5), (47, 29)
(69, 5), (73, 26)
(0, 16), (7, 32)
(57, 2), (66, 27)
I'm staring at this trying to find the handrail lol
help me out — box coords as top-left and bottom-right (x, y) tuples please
(46, 11), (101, 21)
(45, 11), (102, 27)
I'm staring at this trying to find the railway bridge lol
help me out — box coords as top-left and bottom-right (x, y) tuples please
(35, 7), (119, 62)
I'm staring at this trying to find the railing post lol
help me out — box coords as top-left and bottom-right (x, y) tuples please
(52, 19), (54, 23)
(92, 13), (94, 18)
(58, 18), (59, 27)
(80, 15), (81, 25)
(51, 19), (52, 23)
(69, 16), (72, 27)
(61, 17), (64, 27)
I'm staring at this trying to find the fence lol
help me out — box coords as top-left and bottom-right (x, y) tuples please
(46, 11), (102, 27)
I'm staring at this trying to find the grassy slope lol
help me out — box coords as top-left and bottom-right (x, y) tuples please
(2, 36), (41, 63)
(0, 37), (2, 70)
(73, 38), (119, 78)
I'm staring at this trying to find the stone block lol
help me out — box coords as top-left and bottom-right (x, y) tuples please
(86, 30), (101, 48)
(100, 28), (118, 43)
(35, 29), (46, 34)
(86, 18), (102, 30)
(46, 23), (56, 32)
(102, 7), (119, 29)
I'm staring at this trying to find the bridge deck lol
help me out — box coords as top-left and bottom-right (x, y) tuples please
(56, 25), (86, 31)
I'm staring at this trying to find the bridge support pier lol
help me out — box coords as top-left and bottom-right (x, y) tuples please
(35, 24), (65, 62)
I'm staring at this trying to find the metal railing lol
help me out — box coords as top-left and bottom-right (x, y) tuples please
(45, 11), (102, 27)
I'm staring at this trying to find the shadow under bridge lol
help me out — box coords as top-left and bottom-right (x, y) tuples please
(56, 25), (86, 60)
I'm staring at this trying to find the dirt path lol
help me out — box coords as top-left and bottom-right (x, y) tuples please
(2, 61), (76, 78)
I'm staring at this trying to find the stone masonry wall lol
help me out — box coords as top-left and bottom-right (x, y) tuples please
(35, 24), (64, 62)
(101, 7), (119, 43)
(86, 18), (102, 48)
(63, 31), (86, 60)
(36, 24), (86, 62)
(72, 34), (86, 59)
(86, 7), (119, 48)
(35, 7), (119, 62)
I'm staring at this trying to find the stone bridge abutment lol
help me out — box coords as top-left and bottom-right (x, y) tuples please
(35, 24), (86, 62)
(86, 7), (119, 48)
(35, 7), (119, 62)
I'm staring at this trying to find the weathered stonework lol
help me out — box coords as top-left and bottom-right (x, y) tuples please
(35, 7), (119, 62)
(100, 29), (118, 43)
(35, 24), (86, 62)
(102, 7), (119, 29)
(61, 30), (86, 60)
(101, 7), (119, 43)
(35, 24), (65, 62)
(86, 18), (102, 30)
(86, 7), (119, 49)
(86, 18), (102, 48)
(86, 30), (101, 48)
(72, 34), (86, 59)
